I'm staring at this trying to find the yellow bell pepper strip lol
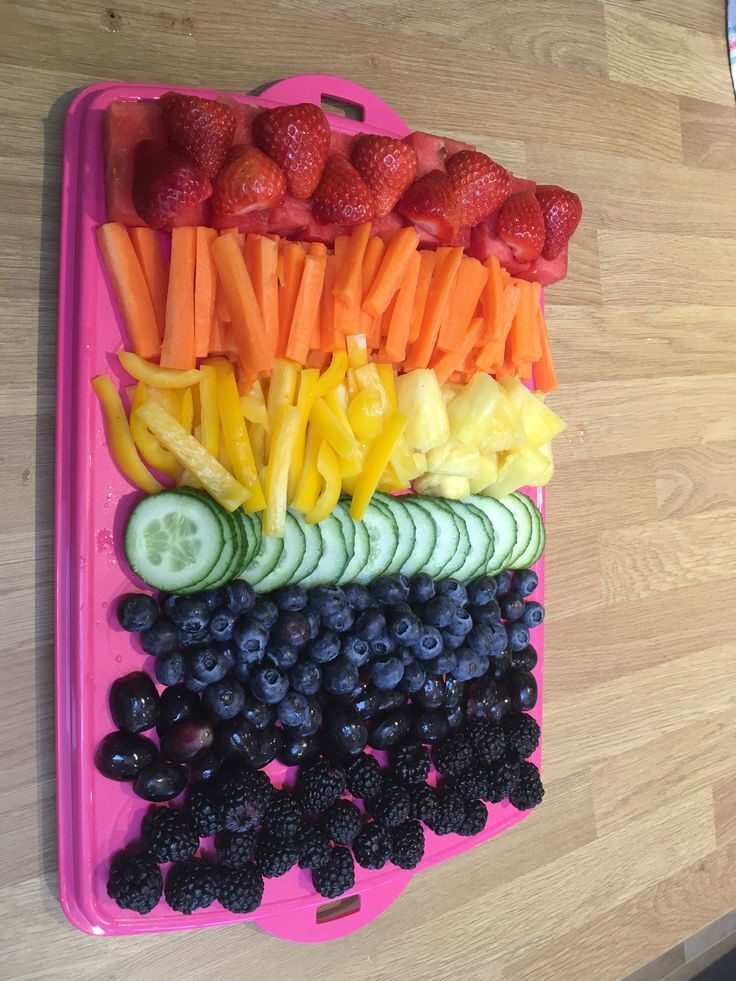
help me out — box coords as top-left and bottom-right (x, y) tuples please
(91, 375), (164, 494)
(339, 446), (366, 480)
(218, 429), (234, 474)
(353, 363), (389, 412)
(199, 366), (220, 459)
(287, 368), (320, 502)
(240, 394), (269, 428)
(310, 397), (359, 460)
(377, 463), (406, 493)
(376, 363), (398, 410)
(292, 424), (322, 513)
(349, 411), (408, 521)
(146, 386), (182, 419)
(266, 358), (299, 436)
(346, 333), (368, 369)
(312, 350), (348, 400)
(118, 350), (201, 389)
(134, 400), (248, 509)
(247, 421), (268, 476)
(181, 387), (194, 433)
(128, 382), (181, 480)
(215, 364), (266, 512)
(324, 382), (350, 427)
(347, 388), (384, 442)
(306, 440), (342, 524)
(263, 405), (300, 537)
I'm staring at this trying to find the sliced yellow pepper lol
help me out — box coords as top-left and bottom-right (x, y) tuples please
(376, 363), (398, 410)
(347, 388), (384, 442)
(240, 393), (269, 428)
(287, 368), (320, 501)
(247, 422), (269, 476)
(346, 333), (368, 369)
(181, 387), (194, 433)
(128, 382), (181, 480)
(306, 440), (342, 524)
(266, 359), (299, 438)
(310, 397), (359, 460)
(133, 400), (247, 510)
(215, 364), (266, 512)
(354, 363), (390, 413)
(147, 386), (183, 419)
(339, 446), (366, 480)
(349, 411), (408, 521)
(324, 381), (350, 423)
(118, 350), (201, 389)
(377, 463), (406, 493)
(91, 375), (164, 494)
(292, 424), (322, 513)
(199, 366), (220, 459)
(312, 350), (348, 399)
(263, 405), (300, 538)
(218, 429), (234, 474)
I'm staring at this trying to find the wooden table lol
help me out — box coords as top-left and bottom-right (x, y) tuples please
(2, 1), (735, 978)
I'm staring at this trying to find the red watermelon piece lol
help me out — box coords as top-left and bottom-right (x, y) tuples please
(329, 131), (357, 159)
(218, 98), (261, 144)
(469, 211), (567, 285)
(301, 220), (350, 246)
(267, 197), (312, 236)
(510, 175), (536, 195)
(210, 210), (269, 233)
(371, 212), (405, 241)
(415, 225), (472, 250)
(404, 131), (475, 178)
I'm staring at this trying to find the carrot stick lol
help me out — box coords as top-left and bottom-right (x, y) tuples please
(431, 316), (485, 384)
(408, 250), (437, 344)
(306, 350), (329, 369)
(215, 230), (239, 323)
(193, 227), (217, 359)
(436, 256), (488, 353)
(334, 222), (372, 305)
(160, 226), (196, 369)
(277, 242), (306, 357)
(384, 250), (421, 363)
(319, 254), (340, 353)
(358, 238), (385, 339)
(534, 305), (558, 392)
(475, 277), (521, 372)
(308, 243), (328, 352)
(403, 247), (463, 371)
(333, 235), (362, 336)
(246, 234), (279, 358)
(211, 234), (273, 376)
(209, 316), (228, 355)
(97, 222), (161, 360)
(286, 253), (327, 365)
(507, 279), (542, 364)
(480, 255), (506, 346)
(128, 227), (168, 341)
(362, 226), (420, 317)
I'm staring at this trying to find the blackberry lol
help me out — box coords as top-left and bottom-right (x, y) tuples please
(218, 864), (264, 914)
(458, 799), (488, 837)
(508, 761), (544, 810)
(184, 785), (223, 837)
(312, 845), (355, 899)
(345, 753), (383, 799)
(390, 743), (430, 787)
(467, 719), (507, 766)
(368, 782), (410, 828)
(322, 799), (362, 845)
(141, 807), (199, 863)
(390, 819), (425, 869)
(255, 834), (300, 877)
(298, 759), (346, 813)
(164, 860), (220, 914)
(297, 827), (332, 870)
(484, 761), (518, 804)
(262, 791), (304, 838)
(214, 763), (273, 805)
(107, 852), (162, 914)
(452, 763), (489, 801)
(432, 733), (472, 778)
(215, 829), (256, 869)
(217, 768), (272, 832)
(426, 789), (465, 835)
(502, 713), (540, 762)
(353, 822), (392, 870)
(408, 783), (439, 823)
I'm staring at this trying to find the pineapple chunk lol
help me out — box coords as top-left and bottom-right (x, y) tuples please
(468, 454), (499, 493)
(396, 369), (449, 452)
(426, 439), (481, 479)
(414, 473), (470, 500)
(499, 377), (566, 447)
(441, 382), (463, 405)
(446, 372), (502, 445)
(482, 445), (552, 499)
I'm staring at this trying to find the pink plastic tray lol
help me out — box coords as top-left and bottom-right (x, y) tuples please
(56, 75), (544, 940)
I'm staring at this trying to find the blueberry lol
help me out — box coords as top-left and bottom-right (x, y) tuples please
(443, 677), (465, 708)
(507, 620), (531, 652)
(446, 606), (473, 637)
(513, 569), (538, 597)
(342, 583), (373, 612)
(325, 707), (368, 757)
(388, 610), (422, 646)
(469, 600), (502, 626)
(341, 634), (371, 667)
(441, 629), (465, 650)
(424, 650), (458, 675)
(423, 596), (457, 629)
(272, 612), (311, 649)
(369, 656), (404, 691)
(241, 693), (276, 729)
(466, 576), (497, 607)
(233, 618), (269, 662)
(160, 593), (180, 618)
(370, 631), (395, 659)
(412, 626), (444, 661)
(494, 571), (513, 596)
(249, 598), (279, 628)
(522, 601), (545, 629)
(289, 658), (322, 695)
(187, 646), (229, 685)
(369, 709), (411, 749)
(370, 575), (409, 606)
(209, 606), (237, 642)
(499, 590), (525, 621)
(512, 644), (538, 672)
(272, 585), (308, 611)
(225, 581), (256, 615)
(277, 691), (313, 728)
(155, 652), (185, 686)
(170, 597), (210, 635)
(413, 675), (445, 710)
(323, 657), (360, 696)
(398, 646), (416, 666)
(412, 710), (449, 744)
(355, 609), (386, 641)
(435, 579), (467, 606)
(486, 620), (509, 656)
(506, 669), (538, 712)
(117, 593), (158, 632)
(351, 685), (382, 719)
(232, 661), (251, 685)
(203, 679), (245, 720)
(267, 642), (299, 670)
(309, 584), (347, 617)
(452, 646), (490, 682)
(409, 574), (436, 604)
(250, 665), (289, 704)
(178, 626), (211, 648)
(307, 631), (341, 663)
(217, 643), (236, 669)
(199, 587), (226, 611)
(398, 659), (426, 694)
(183, 670), (209, 693)
(286, 696), (322, 737)
(304, 609), (321, 640)
(466, 622), (495, 658)
(322, 605), (355, 633)
(141, 617), (179, 657)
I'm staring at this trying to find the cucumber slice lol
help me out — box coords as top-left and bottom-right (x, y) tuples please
(176, 488), (242, 591)
(256, 512), (307, 592)
(500, 494), (534, 569)
(353, 501), (400, 584)
(338, 514), (371, 585)
(299, 513), (350, 588)
(466, 496), (518, 574)
(332, 501), (356, 565)
(124, 490), (225, 592)
(510, 492), (544, 569)
(410, 498), (461, 579)
(435, 500), (471, 579)
(289, 519), (323, 585)
(443, 500), (494, 583)
(241, 528), (285, 586)
(399, 498), (437, 578)
(234, 510), (261, 571)
(372, 494), (416, 577)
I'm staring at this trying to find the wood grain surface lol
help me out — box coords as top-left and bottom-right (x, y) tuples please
(1, 1), (735, 978)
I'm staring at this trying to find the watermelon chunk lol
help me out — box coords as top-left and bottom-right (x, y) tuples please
(301, 220), (350, 246)
(219, 98), (261, 144)
(404, 131), (475, 178)
(469, 212), (567, 285)
(510, 175), (536, 195)
(210, 210), (269, 233)
(267, 197), (312, 236)
(329, 131), (357, 159)
(371, 212), (405, 242)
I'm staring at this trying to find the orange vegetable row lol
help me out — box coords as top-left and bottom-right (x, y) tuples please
(97, 220), (557, 394)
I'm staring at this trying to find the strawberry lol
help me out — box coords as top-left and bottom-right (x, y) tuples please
(535, 184), (582, 259)
(211, 145), (286, 219)
(311, 155), (374, 226)
(497, 190), (545, 262)
(159, 92), (236, 179)
(252, 103), (331, 199)
(446, 150), (510, 226)
(397, 170), (460, 243)
(132, 140), (212, 229)
(350, 135), (417, 217)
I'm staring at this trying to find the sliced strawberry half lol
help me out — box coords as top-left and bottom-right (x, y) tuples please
(252, 103), (331, 199)
(535, 184), (582, 259)
(350, 135), (417, 217)
(159, 92), (236, 180)
(497, 190), (545, 263)
(398, 170), (460, 243)
(446, 150), (511, 226)
(311, 155), (374, 226)
(132, 140), (212, 229)
(211, 145), (286, 220)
